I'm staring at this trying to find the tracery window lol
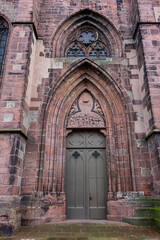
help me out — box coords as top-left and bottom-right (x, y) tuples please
(65, 28), (110, 58)
(0, 18), (8, 74)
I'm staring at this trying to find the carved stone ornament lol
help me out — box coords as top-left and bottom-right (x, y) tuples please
(69, 100), (79, 115)
(67, 91), (105, 128)
(94, 99), (104, 116)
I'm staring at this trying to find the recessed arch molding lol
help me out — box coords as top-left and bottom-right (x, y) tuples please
(51, 9), (123, 58)
(38, 59), (134, 203)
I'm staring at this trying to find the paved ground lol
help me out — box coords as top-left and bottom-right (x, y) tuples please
(5, 220), (160, 240)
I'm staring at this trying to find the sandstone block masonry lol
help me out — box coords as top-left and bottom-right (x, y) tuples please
(0, 0), (160, 236)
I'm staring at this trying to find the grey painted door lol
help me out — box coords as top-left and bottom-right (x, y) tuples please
(66, 131), (106, 219)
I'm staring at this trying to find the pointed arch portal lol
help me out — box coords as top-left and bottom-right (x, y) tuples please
(66, 91), (107, 219)
(39, 59), (134, 219)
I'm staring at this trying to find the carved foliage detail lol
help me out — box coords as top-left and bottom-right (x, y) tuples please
(67, 91), (105, 128)
(94, 99), (104, 116)
(69, 100), (79, 115)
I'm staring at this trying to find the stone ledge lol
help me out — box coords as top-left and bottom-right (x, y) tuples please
(0, 129), (28, 139)
(11, 21), (38, 39)
(145, 129), (160, 140)
(133, 22), (160, 38)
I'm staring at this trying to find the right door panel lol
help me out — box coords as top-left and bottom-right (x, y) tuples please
(88, 149), (106, 219)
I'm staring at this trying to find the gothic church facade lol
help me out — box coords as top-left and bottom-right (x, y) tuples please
(0, 0), (160, 236)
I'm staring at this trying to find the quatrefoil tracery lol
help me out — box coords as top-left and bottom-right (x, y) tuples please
(66, 28), (109, 58)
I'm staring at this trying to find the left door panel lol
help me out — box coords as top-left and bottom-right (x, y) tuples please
(66, 149), (86, 219)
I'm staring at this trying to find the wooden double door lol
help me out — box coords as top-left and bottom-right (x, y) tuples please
(66, 131), (107, 219)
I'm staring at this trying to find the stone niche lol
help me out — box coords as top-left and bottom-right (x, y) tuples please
(67, 91), (105, 128)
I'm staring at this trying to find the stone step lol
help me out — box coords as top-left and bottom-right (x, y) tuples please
(135, 207), (154, 218)
(154, 207), (160, 217)
(155, 218), (160, 229)
(136, 197), (160, 208)
(122, 216), (155, 226)
(154, 207), (160, 229)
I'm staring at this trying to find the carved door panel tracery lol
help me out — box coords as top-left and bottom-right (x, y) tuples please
(66, 131), (107, 219)
(66, 132), (85, 148)
(86, 132), (106, 148)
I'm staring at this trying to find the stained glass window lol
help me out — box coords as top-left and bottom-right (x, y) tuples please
(66, 28), (109, 58)
(0, 19), (8, 74)
(77, 30), (97, 45)
(66, 42), (85, 57)
(89, 43), (108, 58)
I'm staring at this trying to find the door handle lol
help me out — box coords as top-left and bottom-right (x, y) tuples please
(89, 197), (92, 200)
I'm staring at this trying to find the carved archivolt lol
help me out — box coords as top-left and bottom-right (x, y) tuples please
(67, 91), (105, 128)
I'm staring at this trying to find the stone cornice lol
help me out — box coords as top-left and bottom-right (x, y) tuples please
(11, 21), (38, 39)
(133, 22), (160, 39)
(145, 129), (160, 140)
(0, 129), (28, 139)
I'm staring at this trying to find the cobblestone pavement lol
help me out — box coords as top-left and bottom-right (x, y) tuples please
(5, 220), (160, 240)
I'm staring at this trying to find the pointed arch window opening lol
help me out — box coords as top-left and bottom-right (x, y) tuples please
(0, 19), (8, 74)
(66, 28), (110, 58)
